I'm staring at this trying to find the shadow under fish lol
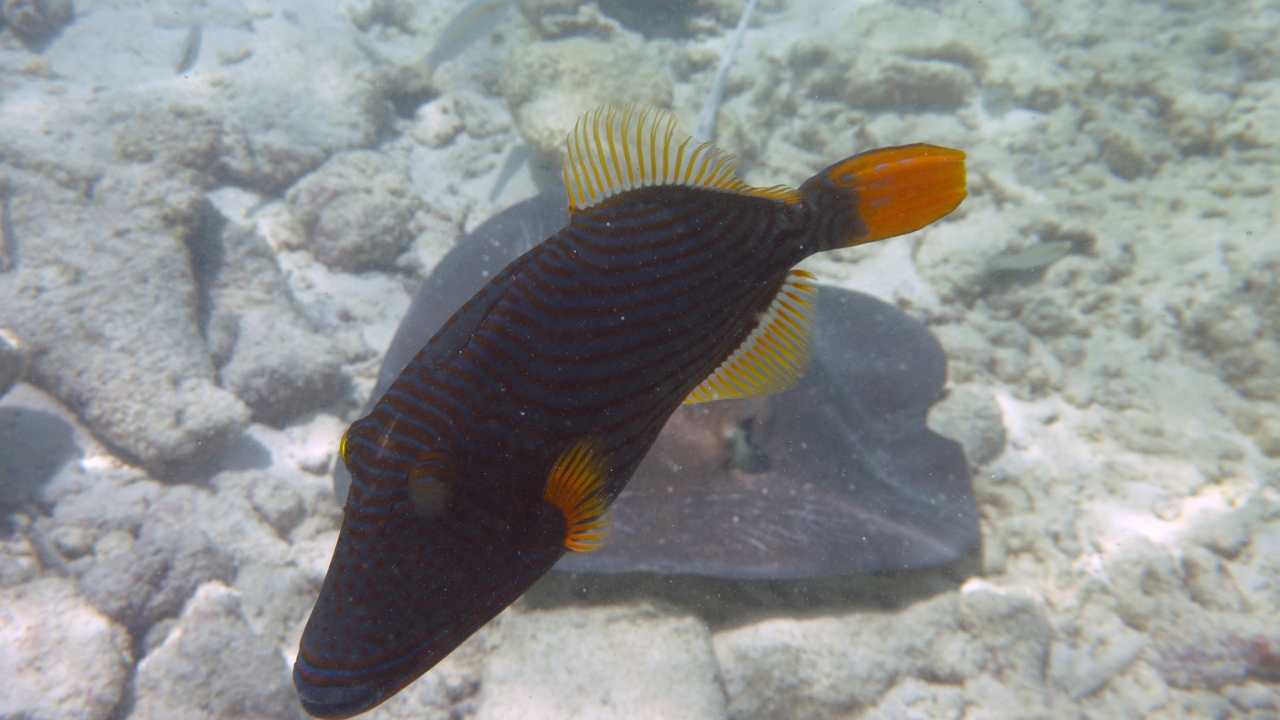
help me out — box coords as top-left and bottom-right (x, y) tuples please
(335, 192), (977, 580)
(300, 102), (968, 718)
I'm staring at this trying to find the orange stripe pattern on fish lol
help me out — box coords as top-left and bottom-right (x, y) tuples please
(294, 102), (966, 718)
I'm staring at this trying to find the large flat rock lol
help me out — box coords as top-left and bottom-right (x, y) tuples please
(0, 578), (132, 720)
(0, 165), (250, 475)
(477, 605), (726, 720)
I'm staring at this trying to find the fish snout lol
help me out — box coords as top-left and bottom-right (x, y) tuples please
(293, 662), (389, 720)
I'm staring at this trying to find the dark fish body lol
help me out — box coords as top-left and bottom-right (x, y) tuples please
(337, 189), (977, 581)
(295, 103), (966, 718)
(369, 191), (569, 406)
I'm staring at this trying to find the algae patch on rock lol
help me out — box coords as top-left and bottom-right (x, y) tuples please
(0, 164), (250, 475)
(286, 151), (424, 274)
(131, 581), (305, 720)
(501, 33), (674, 163)
(0, 578), (133, 720)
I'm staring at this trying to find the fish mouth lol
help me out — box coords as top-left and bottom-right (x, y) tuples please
(293, 662), (397, 720)
(293, 533), (567, 718)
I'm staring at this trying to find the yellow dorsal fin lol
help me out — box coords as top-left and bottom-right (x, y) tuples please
(685, 270), (819, 404)
(562, 102), (803, 212)
(544, 436), (612, 553)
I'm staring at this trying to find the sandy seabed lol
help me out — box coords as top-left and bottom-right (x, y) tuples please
(1, 0), (1279, 718)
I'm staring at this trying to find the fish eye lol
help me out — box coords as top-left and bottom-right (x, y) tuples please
(340, 419), (382, 466)
(407, 451), (457, 518)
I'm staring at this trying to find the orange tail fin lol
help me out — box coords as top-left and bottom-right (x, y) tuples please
(805, 144), (967, 249)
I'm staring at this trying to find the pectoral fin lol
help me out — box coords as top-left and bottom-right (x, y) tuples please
(544, 436), (612, 553)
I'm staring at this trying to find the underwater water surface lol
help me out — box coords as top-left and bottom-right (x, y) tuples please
(0, 0), (1278, 718)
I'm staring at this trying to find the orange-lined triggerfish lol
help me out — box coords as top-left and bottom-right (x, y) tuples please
(294, 102), (967, 718)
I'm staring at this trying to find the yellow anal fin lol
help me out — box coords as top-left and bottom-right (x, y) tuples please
(544, 436), (612, 553)
(563, 102), (803, 213)
(685, 270), (818, 405)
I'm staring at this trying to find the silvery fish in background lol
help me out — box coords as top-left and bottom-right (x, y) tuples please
(175, 24), (201, 75)
(986, 240), (1073, 272)
(488, 144), (536, 202)
(693, 0), (758, 142)
(293, 101), (967, 718)
(416, 0), (508, 82)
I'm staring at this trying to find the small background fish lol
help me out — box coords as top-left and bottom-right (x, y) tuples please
(175, 24), (201, 74)
(986, 240), (1072, 272)
(419, 0), (508, 81)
